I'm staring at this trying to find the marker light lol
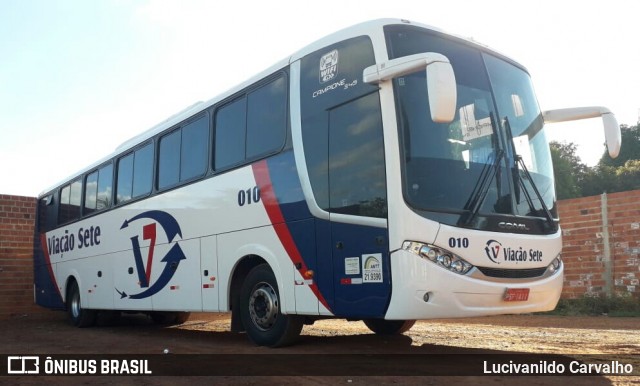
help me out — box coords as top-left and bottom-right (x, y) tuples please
(403, 241), (474, 275)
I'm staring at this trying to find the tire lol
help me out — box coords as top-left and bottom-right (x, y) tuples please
(66, 280), (97, 328)
(363, 319), (416, 335)
(239, 264), (303, 347)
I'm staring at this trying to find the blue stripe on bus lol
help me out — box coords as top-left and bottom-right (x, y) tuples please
(262, 151), (391, 318)
(34, 235), (65, 309)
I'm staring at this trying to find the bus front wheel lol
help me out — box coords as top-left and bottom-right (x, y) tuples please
(239, 264), (303, 347)
(67, 280), (97, 328)
(363, 319), (416, 335)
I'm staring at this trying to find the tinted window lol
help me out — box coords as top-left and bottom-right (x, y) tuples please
(300, 36), (381, 216)
(58, 179), (82, 224)
(329, 93), (386, 217)
(158, 130), (181, 189)
(85, 171), (99, 214)
(38, 195), (56, 233)
(215, 97), (246, 169)
(246, 76), (286, 158)
(132, 143), (153, 198)
(97, 164), (113, 210)
(84, 163), (113, 215)
(116, 153), (133, 203)
(58, 185), (70, 224)
(214, 75), (287, 170)
(159, 115), (209, 189)
(181, 115), (209, 180)
(117, 142), (153, 204)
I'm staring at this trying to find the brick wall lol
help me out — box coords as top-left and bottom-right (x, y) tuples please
(558, 190), (640, 299)
(0, 191), (638, 319)
(0, 194), (49, 318)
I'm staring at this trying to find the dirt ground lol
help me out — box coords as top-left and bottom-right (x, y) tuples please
(1, 312), (638, 385)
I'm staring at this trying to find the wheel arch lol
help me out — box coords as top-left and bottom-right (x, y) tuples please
(62, 270), (82, 305)
(219, 230), (296, 332)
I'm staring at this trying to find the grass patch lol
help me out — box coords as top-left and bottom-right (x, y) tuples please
(545, 294), (640, 317)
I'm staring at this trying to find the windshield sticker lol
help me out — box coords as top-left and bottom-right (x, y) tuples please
(513, 135), (534, 170)
(460, 104), (493, 142)
(319, 49), (339, 83)
(362, 253), (383, 283)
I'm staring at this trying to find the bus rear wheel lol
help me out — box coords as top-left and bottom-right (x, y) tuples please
(363, 319), (416, 335)
(239, 264), (303, 347)
(67, 280), (97, 328)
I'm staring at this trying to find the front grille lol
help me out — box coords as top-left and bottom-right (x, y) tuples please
(476, 266), (547, 279)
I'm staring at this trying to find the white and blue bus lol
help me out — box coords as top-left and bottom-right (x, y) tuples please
(34, 19), (621, 347)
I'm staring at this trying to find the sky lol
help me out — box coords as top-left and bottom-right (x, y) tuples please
(1, 0), (638, 197)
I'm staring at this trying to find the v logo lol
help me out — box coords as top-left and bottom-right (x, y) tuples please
(484, 240), (502, 264)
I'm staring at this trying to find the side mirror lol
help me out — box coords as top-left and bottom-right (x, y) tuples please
(364, 53), (457, 123)
(542, 106), (621, 158)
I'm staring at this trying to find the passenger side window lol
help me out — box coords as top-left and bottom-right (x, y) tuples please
(328, 92), (387, 217)
(214, 97), (246, 170)
(58, 179), (82, 224)
(214, 74), (286, 170)
(116, 154), (134, 203)
(180, 115), (209, 180)
(246, 76), (287, 158)
(85, 164), (113, 215)
(117, 142), (153, 204)
(158, 114), (209, 190)
(158, 130), (181, 189)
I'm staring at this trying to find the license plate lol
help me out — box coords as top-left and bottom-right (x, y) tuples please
(504, 288), (529, 301)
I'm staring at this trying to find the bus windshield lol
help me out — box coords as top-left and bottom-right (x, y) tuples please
(386, 25), (556, 230)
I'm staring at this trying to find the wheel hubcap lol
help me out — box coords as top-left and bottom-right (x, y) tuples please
(248, 282), (278, 331)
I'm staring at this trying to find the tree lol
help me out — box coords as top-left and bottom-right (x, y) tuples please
(582, 123), (640, 195)
(581, 165), (617, 196)
(550, 141), (587, 199)
(582, 160), (640, 196)
(615, 159), (640, 191)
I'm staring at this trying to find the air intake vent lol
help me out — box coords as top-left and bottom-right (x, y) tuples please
(476, 266), (547, 279)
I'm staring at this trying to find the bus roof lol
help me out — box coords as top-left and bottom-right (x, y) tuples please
(39, 18), (520, 197)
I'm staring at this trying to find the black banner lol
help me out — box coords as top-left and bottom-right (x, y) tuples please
(1, 354), (638, 376)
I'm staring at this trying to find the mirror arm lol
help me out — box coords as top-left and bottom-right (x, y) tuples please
(542, 106), (614, 123)
(543, 106), (621, 159)
(363, 53), (451, 84)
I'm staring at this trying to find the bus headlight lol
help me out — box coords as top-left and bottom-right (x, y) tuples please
(548, 255), (562, 274)
(403, 241), (473, 275)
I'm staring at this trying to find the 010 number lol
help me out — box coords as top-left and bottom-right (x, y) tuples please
(238, 186), (261, 206)
(448, 237), (469, 249)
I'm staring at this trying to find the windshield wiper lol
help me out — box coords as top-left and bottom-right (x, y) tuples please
(504, 117), (557, 232)
(514, 155), (557, 231)
(459, 148), (504, 227)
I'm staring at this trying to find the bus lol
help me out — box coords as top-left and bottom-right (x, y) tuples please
(33, 19), (621, 347)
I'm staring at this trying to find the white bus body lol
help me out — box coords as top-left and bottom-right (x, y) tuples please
(34, 19), (620, 346)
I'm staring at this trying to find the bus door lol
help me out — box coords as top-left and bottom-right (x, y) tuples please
(330, 221), (391, 318)
(326, 91), (391, 318)
(298, 35), (392, 318)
